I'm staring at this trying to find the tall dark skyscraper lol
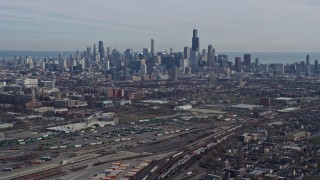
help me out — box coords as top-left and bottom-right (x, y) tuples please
(151, 39), (155, 57)
(207, 44), (215, 67)
(93, 44), (97, 57)
(235, 57), (242, 72)
(306, 54), (310, 65)
(98, 41), (105, 61)
(86, 47), (91, 59)
(192, 29), (200, 51)
(244, 54), (251, 66)
(314, 59), (318, 73)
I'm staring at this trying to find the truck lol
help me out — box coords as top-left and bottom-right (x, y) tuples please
(3, 167), (13, 171)
(41, 157), (52, 161)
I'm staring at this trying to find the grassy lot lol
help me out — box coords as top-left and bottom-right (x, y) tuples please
(309, 136), (320, 144)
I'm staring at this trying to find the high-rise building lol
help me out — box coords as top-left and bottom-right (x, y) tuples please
(151, 39), (155, 57)
(86, 47), (91, 59)
(235, 57), (242, 72)
(169, 66), (178, 81)
(202, 49), (207, 62)
(190, 51), (199, 68)
(184, 46), (190, 60)
(75, 50), (80, 61)
(93, 44), (97, 60)
(180, 59), (189, 72)
(98, 41), (105, 61)
(143, 48), (150, 58)
(140, 63), (147, 75)
(192, 29), (200, 51)
(106, 47), (111, 57)
(255, 58), (260, 67)
(170, 48), (173, 54)
(191, 29), (200, 69)
(124, 49), (132, 60)
(314, 60), (318, 73)
(306, 54), (310, 65)
(244, 54), (251, 66)
(207, 44), (215, 67)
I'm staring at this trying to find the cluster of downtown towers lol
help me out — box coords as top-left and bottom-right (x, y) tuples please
(66, 29), (260, 80)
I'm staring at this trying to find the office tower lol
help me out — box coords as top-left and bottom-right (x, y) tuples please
(106, 47), (111, 57)
(202, 49), (207, 62)
(315, 60), (318, 73)
(124, 48), (132, 59)
(191, 29), (200, 68)
(207, 44), (215, 68)
(84, 58), (90, 69)
(192, 29), (200, 51)
(218, 54), (228, 63)
(93, 44), (97, 60)
(124, 67), (131, 80)
(58, 53), (66, 68)
(235, 57), (242, 72)
(190, 51), (199, 68)
(154, 56), (161, 65)
(143, 48), (150, 58)
(140, 64), (147, 75)
(151, 39), (155, 57)
(260, 64), (269, 73)
(98, 41), (105, 61)
(106, 61), (110, 71)
(244, 54), (251, 66)
(184, 46), (190, 60)
(111, 49), (122, 69)
(75, 50), (80, 61)
(86, 47), (91, 59)
(170, 48), (173, 54)
(306, 54), (310, 65)
(124, 49), (132, 66)
(180, 59), (189, 72)
(275, 63), (284, 73)
(13, 54), (17, 65)
(95, 53), (100, 63)
(169, 66), (178, 81)
(255, 58), (260, 67)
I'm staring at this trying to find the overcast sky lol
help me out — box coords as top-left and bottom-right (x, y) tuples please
(0, 0), (320, 52)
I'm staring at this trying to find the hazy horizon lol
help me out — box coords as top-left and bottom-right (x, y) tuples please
(1, 0), (320, 52)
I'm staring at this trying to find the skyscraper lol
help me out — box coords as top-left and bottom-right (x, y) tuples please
(207, 44), (215, 68)
(143, 48), (150, 58)
(86, 47), (91, 59)
(315, 59), (318, 73)
(98, 41), (105, 61)
(169, 66), (178, 81)
(235, 57), (242, 72)
(244, 54), (251, 66)
(184, 46), (190, 60)
(191, 29), (200, 69)
(255, 58), (260, 67)
(192, 29), (200, 51)
(202, 49), (207, 62)
(93, 44), (97, 61)
(306, 54), (310, 65)
(170, 48), (173, 54)
(151, 39), (155, 57)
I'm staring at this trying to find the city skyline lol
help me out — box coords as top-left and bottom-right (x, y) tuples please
(1, 0), (320, 52)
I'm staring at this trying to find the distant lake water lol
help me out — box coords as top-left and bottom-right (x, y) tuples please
(1, 50), (320, 64)
(0, 50), (74, 59)
(221, 52), (320, 64)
